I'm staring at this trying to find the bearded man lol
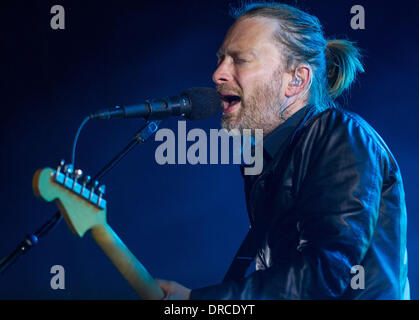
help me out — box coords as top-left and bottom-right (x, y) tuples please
(156, 2), (409, 300)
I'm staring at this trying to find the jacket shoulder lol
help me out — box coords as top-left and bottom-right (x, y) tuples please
(303, 107), (392, 155)
(297, 107), (401, 179)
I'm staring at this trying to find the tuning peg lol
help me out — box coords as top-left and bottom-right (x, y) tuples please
(63, 164), (74, 184)
(64, 163), (74, 174)
(54, 159), (66, 179)
(89, 180), (99, 201)
(97, 185), (106, 206)
(81, 175), (91, 196)
(98, 184), (106, 195)
(72, 169), (83, 191)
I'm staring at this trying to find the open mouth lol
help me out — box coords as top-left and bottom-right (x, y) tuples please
(220, 94), (241, 114)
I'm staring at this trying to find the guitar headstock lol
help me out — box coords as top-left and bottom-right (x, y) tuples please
(33, 160), (107, 237)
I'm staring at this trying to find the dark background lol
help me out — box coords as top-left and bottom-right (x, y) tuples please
(0, 0), (418, 299)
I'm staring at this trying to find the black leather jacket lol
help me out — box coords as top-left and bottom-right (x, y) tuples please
(190, 106), (409, 300)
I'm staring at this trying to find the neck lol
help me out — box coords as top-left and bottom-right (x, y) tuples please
(262, 98), (308, 137)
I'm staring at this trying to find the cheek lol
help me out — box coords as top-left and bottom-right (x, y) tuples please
(236, 64), (258, 82)
(238, 68), (273, 99)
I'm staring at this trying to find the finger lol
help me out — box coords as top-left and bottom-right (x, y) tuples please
(155, 279), (168, 288)
(155, 279), (170, 299)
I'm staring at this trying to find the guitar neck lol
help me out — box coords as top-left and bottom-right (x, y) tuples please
(90, 224), (164, 300)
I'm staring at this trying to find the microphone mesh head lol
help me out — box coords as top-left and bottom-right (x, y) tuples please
(182, 87), (221, 120)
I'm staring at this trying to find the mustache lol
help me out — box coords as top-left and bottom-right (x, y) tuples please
(216, 84), (243, 97)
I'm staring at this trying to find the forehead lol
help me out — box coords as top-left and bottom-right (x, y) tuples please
(217, 17), (278, 56)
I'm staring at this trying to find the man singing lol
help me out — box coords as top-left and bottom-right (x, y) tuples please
(156, 2), (409, 299)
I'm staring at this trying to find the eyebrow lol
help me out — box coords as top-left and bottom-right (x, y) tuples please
(216, 49), (258, 59)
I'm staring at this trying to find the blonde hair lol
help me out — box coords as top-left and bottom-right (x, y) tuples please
(231, 2), (365, 110)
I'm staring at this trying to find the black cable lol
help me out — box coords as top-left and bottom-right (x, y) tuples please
(0, 119), (161, 275)
(92, 121), (150, 181)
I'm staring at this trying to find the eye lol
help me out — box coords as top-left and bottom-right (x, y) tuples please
(235, 58), (248, 65)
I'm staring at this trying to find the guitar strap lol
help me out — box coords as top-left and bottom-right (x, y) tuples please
(222, 225), (261, 282)
(222, 145), (287, 283)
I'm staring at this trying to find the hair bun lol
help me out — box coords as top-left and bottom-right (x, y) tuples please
(325, 40), (364, 98)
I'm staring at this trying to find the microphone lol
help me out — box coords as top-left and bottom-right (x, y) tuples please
(90, 87), (221, 121)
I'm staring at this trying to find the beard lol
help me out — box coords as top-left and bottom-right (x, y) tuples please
(220, 67), (285, 136)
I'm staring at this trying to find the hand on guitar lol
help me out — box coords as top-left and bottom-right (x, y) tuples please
(156, 279), (191, 300)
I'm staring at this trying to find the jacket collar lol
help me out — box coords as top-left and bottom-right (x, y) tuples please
(263, 105), (313, 161)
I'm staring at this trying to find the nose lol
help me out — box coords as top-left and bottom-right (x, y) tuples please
(212, 59), (233, 85)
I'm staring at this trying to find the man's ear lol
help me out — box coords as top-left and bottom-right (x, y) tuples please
(284, 64), (311, 97)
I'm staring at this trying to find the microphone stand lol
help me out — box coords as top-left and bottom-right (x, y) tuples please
(0, 120), (162, 275)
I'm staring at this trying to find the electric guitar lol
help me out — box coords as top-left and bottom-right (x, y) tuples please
(32, 161), (164, 299)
